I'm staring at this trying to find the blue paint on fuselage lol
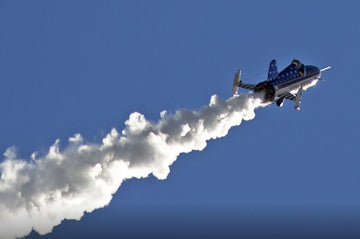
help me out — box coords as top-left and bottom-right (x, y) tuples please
(270, 65), (320, 89)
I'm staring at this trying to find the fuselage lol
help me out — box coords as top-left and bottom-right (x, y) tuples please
(254, 64), (321, 102)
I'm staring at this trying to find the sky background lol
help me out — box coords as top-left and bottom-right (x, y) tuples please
(1, 1), (360, 238)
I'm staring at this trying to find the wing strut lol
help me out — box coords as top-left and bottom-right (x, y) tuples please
(294, 86), (303, 110)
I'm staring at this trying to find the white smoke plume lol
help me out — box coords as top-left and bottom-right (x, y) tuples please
(0, 93), (264, 239)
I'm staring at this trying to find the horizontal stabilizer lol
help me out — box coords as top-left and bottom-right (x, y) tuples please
(238, 82), (256, 91)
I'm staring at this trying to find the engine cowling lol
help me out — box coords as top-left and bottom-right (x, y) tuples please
(254, 82), (275, 102)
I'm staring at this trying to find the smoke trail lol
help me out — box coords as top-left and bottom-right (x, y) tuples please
(0, 93), (264, 239)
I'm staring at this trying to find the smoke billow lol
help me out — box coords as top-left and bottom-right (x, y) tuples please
(0, 93), (264, 239)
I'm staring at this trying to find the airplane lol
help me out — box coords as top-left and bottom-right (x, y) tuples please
(232, 59), (331, 110)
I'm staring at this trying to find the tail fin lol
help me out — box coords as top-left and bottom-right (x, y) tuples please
(267, 59), (278, 81)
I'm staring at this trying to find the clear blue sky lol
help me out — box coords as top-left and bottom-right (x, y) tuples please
(1, 1), (359, 238)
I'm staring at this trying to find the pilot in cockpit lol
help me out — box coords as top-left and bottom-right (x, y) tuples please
(292, 59), (300, 68)
(292, 59), (305, 77)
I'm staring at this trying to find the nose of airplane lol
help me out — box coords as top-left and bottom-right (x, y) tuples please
(314, 66), (320, 74)
(305, 65), (320, 76)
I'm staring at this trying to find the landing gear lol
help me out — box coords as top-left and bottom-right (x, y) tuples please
(276, 98), (284, 107)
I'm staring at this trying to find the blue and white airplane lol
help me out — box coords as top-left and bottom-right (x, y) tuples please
(232, 59), (331, 110)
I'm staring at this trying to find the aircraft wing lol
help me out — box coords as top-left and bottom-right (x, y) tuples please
(278, 90), (303, 110)
(278, 92), (296, 101)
